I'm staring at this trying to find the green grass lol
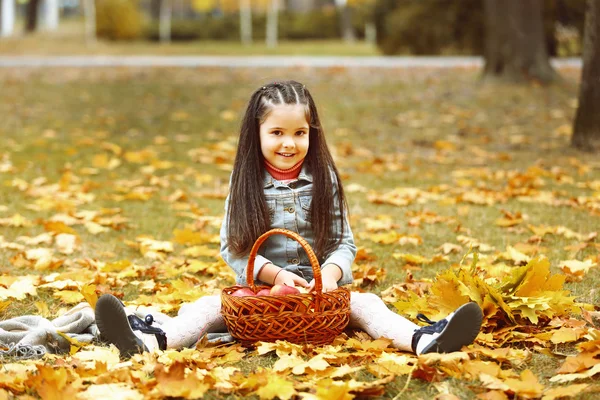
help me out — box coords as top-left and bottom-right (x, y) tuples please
(0, 66), (599, 398)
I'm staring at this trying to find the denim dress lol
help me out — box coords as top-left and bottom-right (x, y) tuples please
(220, 165), (356, 287)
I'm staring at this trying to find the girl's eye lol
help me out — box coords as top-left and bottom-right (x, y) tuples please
(296, 131), (307, 136)
(271, 130), (282, 136)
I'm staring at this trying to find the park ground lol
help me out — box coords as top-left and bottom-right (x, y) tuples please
(0, 66), (599, 399)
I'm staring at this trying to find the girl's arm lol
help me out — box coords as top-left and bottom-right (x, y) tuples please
(321, 177), (357, 287)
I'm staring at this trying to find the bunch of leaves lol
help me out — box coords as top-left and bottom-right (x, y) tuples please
(393, 255), (589, 348)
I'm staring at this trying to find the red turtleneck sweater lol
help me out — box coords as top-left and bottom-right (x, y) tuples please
(264, 160), (304, 181)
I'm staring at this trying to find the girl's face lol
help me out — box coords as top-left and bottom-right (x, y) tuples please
(259, 104), (309, 170)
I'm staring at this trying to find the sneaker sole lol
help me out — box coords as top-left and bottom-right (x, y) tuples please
(421, 302), (483, 354)
(95, 294), (147, 358)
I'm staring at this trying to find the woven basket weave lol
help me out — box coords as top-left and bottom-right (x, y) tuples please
(221, 228), (351, 346)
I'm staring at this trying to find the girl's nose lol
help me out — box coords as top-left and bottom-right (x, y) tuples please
(282, 136), (295, 148)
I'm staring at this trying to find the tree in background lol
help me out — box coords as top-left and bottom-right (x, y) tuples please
(265, 0), (278, 47)
(83, 0), (96, 44)
(373, 0), (585, 59)
(239, 0), (252, 45)
(483, 0), (557, 83)
(25, 0), (40, 32)
(1, 0), (17, 37)
(373, 0), (485, 55)
(572, 0), (600, 150)
(159, 0), (172, 42)
(336, 0), (355, 43)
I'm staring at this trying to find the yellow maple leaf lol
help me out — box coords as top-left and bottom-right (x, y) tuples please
(550, 363), (600, 383)
(315, 379), (355, 400)
(292, 354), (330, 375)
(35, 301), (50, 318)
(0, 276), (37, 300)
(30, 365), (81, 400)
(55, 332), (89, 355)
(273, 354), (305, 373)
(77, 383), (144, 400)
(558, 351), (600, 374)
(80, 283), (98, 309)
(392, 253), (430, 264)
(500, 246), (531, 266)
(72, 346), (120, 368)
(438, 243), (463, 254)
(495, 217), (523, 227)
(541, 384), (590, 400)
(55, 233), (79, 255)
(429, 270), (471, 313)
(102, 259), (132, 272)
(53, 290), (84, 304)
(255, 374), (296, 400)
(153, 362), (210, 398)
(549, 327), (585, 344)
(0, 214), (32, 227)
(560, 259), (598, 281)
(374, 352), (415, 375)
(44, 221), (77, 235)
(481, 369), (544, 398)
(84, 221), (109, 235)
(173, 229), (209, 245)
(477, 390), (511, 400)
(504, 369), (544, 397)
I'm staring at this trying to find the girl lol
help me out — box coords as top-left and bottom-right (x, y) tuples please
(95, 80), (483, 357)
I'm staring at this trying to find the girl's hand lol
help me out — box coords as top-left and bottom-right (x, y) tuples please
(274, 270), (310, 288)
(308, 274), (338, 293)
(308, 264), (341, 293)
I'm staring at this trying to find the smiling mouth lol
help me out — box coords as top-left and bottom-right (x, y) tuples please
(277, 153), (295, 157)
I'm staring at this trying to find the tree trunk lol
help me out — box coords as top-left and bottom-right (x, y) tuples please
(38, 0), (59, 31)
(83, 0), (96, 44)
(150, 0), (160, 20)
(1, 0), (16, 37)
(239, 0), (252, 45)
(159, 0), (171, 43)
(483, 0), (557, 83)
(266, 0), (278, 48)
(572, 0), (600, 151)
(25, 0), (40, 33)
(339, 4), (355, 43)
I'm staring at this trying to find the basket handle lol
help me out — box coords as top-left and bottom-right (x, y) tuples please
(246, 228), (323, 293)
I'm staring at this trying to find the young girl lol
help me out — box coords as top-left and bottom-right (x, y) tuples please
(95, 80), (483, 357)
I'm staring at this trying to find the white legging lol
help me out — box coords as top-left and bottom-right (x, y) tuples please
(135, 292), (419, 352)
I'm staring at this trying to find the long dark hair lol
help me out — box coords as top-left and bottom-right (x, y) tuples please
(227, 80), (347, 260)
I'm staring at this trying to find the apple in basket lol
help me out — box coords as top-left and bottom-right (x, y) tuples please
(270, 284), (300, 296)
(231, 288), (256, 297)
(256, 288), (272, 296)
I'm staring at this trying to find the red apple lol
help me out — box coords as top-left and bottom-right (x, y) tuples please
(231, 288), (256, 297)
(270, 284), (301, 296)
(256, 288), (271, 296)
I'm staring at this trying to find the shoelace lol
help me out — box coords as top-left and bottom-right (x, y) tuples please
(411, 313), (449, 353)
(0, 341), (46, 360)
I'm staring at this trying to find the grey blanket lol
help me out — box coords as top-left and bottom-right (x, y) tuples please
(0, 302), (233, 360)
(0, 302), (97, 359)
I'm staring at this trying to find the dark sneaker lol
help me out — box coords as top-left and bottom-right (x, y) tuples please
(411, 302), (483, 355)
(95, 294), (167, 357)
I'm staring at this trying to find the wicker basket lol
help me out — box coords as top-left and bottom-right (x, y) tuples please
(221, 228), (351, 346)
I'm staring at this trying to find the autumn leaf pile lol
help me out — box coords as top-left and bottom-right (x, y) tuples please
(1, 67), (599, 399)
